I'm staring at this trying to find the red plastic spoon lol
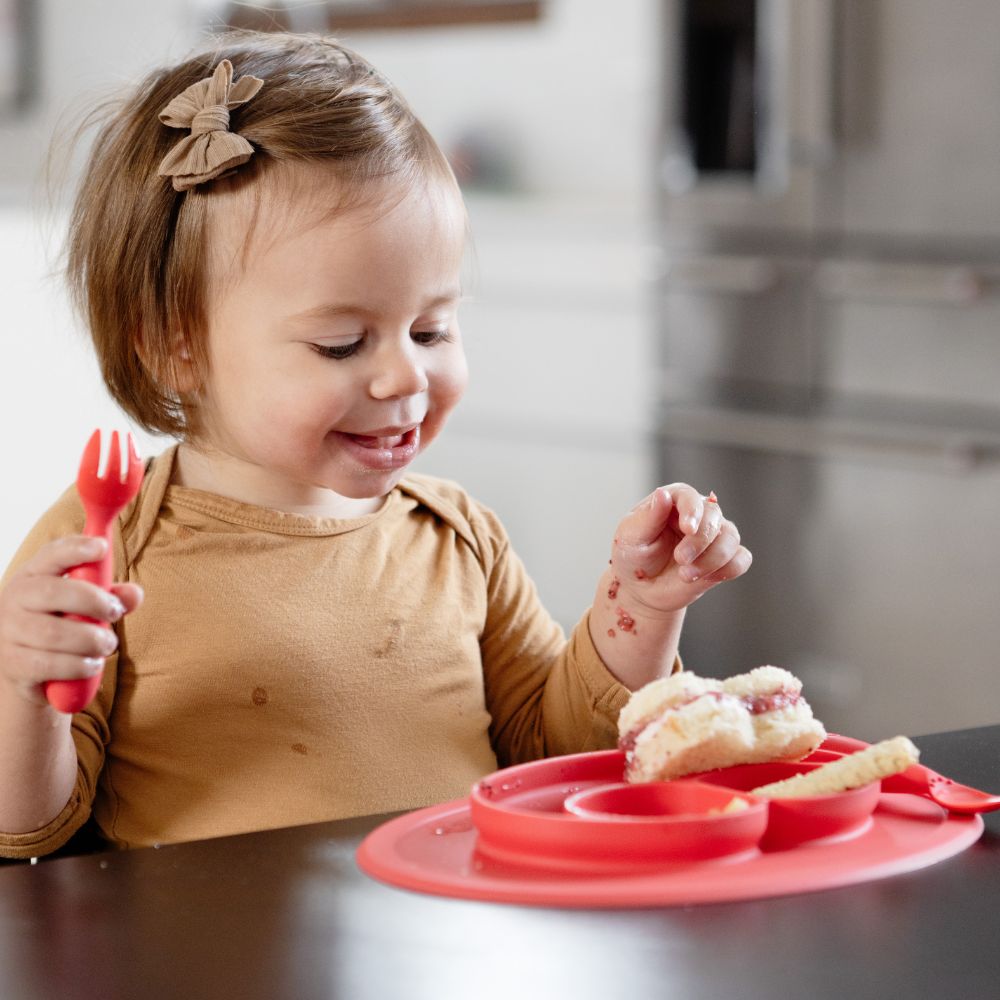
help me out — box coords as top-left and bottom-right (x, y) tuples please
(821, 733), (1000, 814)
(42, 430), (144, 714)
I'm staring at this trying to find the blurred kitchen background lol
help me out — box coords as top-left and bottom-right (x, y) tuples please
(2, 0), (998, 740)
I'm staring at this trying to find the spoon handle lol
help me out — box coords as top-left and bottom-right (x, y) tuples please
(822, 734), (1000, 813)
(879, 767), (936, 797)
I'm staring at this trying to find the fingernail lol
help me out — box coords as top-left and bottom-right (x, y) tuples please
(82, 657), (104, 675)
(679, 566), (701, 583)
(99, 631), (118, 655)
(107, 597), (126, 621)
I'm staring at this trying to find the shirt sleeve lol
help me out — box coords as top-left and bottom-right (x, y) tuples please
(473, 502), (676, 766)
(0, 487), (118, 859)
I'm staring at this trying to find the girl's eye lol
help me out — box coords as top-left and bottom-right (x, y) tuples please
(312, 342), (360, 360)
(412, 329), (452, 347)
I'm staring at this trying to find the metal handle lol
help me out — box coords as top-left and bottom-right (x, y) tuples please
(656, 404), (1000, 474)
(815, 260), (983, 305)
(664, 254), (781, 295)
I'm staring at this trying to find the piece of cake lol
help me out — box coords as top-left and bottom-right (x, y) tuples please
(618, 666), (826, 783)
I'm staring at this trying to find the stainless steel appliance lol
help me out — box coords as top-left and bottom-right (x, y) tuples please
(654, 0), (1000, 738)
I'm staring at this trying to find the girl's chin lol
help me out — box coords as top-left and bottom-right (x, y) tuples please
(329, 469), (406, 501)
(318, 453), (415, 502)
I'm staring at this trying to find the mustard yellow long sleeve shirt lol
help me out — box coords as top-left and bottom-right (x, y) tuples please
(0, 446), (635, 857)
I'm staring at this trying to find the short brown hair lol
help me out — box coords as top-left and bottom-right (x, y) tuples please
(66, 31), (456, 437)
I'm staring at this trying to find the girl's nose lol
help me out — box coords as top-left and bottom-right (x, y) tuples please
(368, 344), (429, 400)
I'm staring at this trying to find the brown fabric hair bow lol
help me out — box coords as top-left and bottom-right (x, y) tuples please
(157, 59), (264, 191)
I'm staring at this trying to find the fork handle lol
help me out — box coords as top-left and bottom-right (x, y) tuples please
(42, 516), (115, 714)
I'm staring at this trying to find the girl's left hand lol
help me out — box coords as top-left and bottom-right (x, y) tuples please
(610, 484), (752, 615)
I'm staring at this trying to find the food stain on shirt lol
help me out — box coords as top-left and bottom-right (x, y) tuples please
(291, 743), (308, 756)
(251, 686), (269, 706)
(372, 619), (403, 659)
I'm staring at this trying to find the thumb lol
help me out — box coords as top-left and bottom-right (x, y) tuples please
(617, 488), (677, 546)
(613, 488), (680, 577)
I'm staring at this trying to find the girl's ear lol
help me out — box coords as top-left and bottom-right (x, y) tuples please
(166, 337), (201, 395)
(136, 330), (201, 395)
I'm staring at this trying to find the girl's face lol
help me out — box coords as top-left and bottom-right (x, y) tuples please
(180, 171), (468, 514)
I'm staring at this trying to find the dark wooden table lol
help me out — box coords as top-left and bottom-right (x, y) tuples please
(1, 726), (998, 1000)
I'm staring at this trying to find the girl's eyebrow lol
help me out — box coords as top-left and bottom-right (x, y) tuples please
(287, 289), (464, 324)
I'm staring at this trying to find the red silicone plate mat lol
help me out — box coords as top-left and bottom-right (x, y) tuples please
(356, 741), (984, 908)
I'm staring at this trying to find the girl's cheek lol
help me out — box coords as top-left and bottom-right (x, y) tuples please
(445, 350), (470, 403)
(450, 364), (469, 404)
(441, 375), (467, 414)
(425, 364), (467, 438)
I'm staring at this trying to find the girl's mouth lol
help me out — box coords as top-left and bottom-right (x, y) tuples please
(337, 425), (421, 470)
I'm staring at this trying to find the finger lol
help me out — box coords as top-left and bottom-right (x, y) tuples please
(617, 487), (675, 548)
(17, 650), (107, 685)
(683, 540), (753, 588)
(699, 545), (753, 586)
(20, 536), (108, 579)
(5, 612), (118, 660)
(14, 574), (127, 623)
(109, 582), (144, 614)
(614, 488), (678, 579)
(674, 501), (726, 565)
(677, 522), (741, 582)
(667, 484), (706, 536)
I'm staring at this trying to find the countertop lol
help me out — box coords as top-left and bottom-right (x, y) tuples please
(1, 725), (997, 1000)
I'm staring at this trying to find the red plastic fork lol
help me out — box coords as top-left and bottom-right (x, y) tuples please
(43, 430), (144, 714)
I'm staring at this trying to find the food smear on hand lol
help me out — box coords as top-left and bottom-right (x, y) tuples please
(617, 666), (826, 783)
(616, 607), (636, 633)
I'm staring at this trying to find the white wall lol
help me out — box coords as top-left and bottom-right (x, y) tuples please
(1, 2), (661, 630)
(2, 0), (661, 204)
(344, 1), (661, 202)
(1, 0), (206, 570)
(1, 0), (206, 201)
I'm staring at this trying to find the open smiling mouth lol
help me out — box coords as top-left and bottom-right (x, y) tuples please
(338, 425), (421, 470)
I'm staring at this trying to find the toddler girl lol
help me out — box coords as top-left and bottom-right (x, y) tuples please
(0, 32), (750, 858)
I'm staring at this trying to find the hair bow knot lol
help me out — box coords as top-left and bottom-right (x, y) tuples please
(157, 59), (264, 191)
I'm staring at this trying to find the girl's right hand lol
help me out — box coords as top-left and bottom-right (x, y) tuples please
(0, 536), (144, 706)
